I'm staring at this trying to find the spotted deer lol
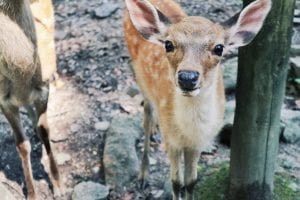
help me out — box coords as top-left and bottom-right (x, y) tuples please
(0, 0), (60, 199)
(124, 0), (271, 199)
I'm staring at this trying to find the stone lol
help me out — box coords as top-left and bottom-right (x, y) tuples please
(92, 3), (119, 19)
(222, 57), (238, 93)
(152, 189), (164, 198)
(56, 153), (72, 165)
(290, 56), (300, 77)
(126, 85), (140, 97)
(94, 121), (110, 131)
(291, 45), (300, 56)
(295, 9), (300, 17)
(294, 17), (300, 24)
(161, 180), (172, 200)
(103, 114), (142, 190)
(0, 183), (16, 200)
(224, 100), (236, 125)
(70, 124), (80, 133)
(280, 109), (300, 144)
(55, 30), (68, 40)
(72, 181), (109, 200)
(149, 157), (157, 165)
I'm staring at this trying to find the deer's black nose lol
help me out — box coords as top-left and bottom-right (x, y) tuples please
(178, 70), (199, 91)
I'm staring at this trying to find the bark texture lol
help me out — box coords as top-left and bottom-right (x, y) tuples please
(229, 0), (296, 199)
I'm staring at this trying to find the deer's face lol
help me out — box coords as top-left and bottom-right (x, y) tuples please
(161, 17), (226, 96)
(126, 0), (271, 96)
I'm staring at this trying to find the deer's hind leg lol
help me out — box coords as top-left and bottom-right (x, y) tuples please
(139, 98), (156, 188)
(33, 85), (60, 197)
(1, 104), (36, 200)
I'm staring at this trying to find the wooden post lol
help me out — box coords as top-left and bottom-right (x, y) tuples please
(229, 0), (295, 199)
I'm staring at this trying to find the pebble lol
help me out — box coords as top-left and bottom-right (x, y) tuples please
(92, 3), (119, 19)
(152, 189), (164, 198)
(94, 121), (110, 131)
(56, 153), (72, 165)
(72, 181), (109, 200)
(92, 166), (100, 174)
(127, 85), (140, 97)
(70, 124), (81, 133)
(149, 157), (157, 165)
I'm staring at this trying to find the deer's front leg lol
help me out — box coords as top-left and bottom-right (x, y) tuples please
(184, 148), (200, 200)
(168, 147), (182, 200)
(34, 85), (61, 198)
(1, 105), (36, 200)
(139, 99), (156, 188)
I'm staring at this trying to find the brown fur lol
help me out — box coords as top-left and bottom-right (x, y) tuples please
(0, 1), (60, 199)
(124, 0), (226, 199)
(126, 0), (270, 198)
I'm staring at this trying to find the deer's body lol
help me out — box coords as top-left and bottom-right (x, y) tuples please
(124, 0), (271, 199)
(0, 0), (39, 106)
(125, 7), (225, 151)
(0, 1), (60, 199)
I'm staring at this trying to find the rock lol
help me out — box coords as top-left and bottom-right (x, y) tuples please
(151, 189), (164, 198)
(70, 124), (81, 133)
(0, 183), (16, 200)
(56, 153), (72, 165)
(161, 180), (172, 200)
(295, 9), (300, 17)
(280, 109), (300, 144)
(92, 165), (100, 174)
(92, 3), (119, 19)
(223, 57), (238, 93)
(55, 30), (67, 40)
(149, 157), (157, 165)
(94, 121), (110, 131)
(290, 56), (300, 77)
(224, 100), (236, 125)
(72, 181), (109, 200)
(126, 85), (140, 97)
(291, 44), (300, 56)
(103, 114), (142, 190)
(294, 17), (300, 24)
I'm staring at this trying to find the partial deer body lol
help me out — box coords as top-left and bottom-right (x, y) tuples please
(124, 0), (271, 199)
(0, 0), (60, 199)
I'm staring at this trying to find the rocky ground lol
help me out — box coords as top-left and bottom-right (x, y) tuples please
(0, 0), (300, 199)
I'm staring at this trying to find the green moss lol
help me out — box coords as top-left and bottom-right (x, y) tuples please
(194, 163), (299, 200)
(195, 163), (229, 200)
(274, 174), (300, 200)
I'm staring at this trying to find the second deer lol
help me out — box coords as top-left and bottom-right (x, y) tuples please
(124, 0), (271, 199)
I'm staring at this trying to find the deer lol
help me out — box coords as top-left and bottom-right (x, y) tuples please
(0, 0), (60, 199)
(124, 0), (271, 199)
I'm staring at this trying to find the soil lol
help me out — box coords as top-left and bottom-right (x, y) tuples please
(0, 0), (299, 199)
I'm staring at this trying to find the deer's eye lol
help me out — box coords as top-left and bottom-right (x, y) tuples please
(165, 40), (174, 52)
(213, 44), (224, 56)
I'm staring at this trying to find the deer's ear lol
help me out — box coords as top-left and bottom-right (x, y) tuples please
(125, 0), (170, 44)
(226, 0), (271, 49)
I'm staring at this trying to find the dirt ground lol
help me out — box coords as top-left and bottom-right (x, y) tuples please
(0, 0), (299, 199)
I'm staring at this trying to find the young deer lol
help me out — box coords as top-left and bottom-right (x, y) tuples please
(124, 0), (271, 199)
(0, 0), (60, 199)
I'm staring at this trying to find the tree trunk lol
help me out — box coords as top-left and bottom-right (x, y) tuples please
(229, 0), (295, 200)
